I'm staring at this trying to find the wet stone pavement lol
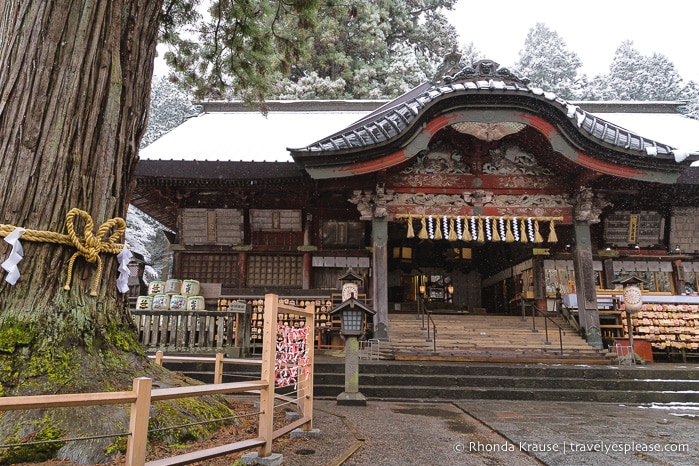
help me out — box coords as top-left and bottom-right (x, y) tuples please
(273, 399), (699, 465)
(460, 400), (699, 466)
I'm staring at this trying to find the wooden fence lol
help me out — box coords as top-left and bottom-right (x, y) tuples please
(0, 294), (315, 466)
(131, 310), (240, 354)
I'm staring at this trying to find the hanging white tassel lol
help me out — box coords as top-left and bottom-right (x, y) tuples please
(469, 217), (478, 241)
(527, 218), (535, 242)
(116, 245), (133, 294)
(434, 216), (443, 240)
(2, 227), (26, 285)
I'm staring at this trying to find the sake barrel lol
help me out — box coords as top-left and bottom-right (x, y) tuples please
(148, 280), (165, 296)
(187, 295), (206, 311)
(169, 294), (187, 311)
(181, 279), (200, 296)
(165, 279), (182, 294)
(151, 294), (170, 310)
(135, 296), (152, 311)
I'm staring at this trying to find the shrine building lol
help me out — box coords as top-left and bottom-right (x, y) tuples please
(133, 54), (699, 360)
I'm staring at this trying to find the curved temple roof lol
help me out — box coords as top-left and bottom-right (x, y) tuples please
(289, 56), (699, 180)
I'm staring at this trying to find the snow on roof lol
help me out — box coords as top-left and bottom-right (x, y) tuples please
(139, 108), (372, 162)
(590, 112), (699, 154)
(139, 99), (699, 164)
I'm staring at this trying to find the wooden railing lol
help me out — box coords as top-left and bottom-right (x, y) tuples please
(0, 294), (315, 466)
(150, 351), (262, 384)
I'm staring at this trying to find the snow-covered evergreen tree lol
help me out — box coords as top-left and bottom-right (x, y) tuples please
(128, 76), (191, 281)
(141, 76), (199, 148)
(458, 41), (485, 67)
(271, 0), (459, 99)
(589, 41), (685, 101)
(681, 81), (699, 120)
(125, 206), (172, 283)
(514, 23), (583, 99)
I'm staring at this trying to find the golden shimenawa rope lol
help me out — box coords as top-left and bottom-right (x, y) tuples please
(0, 208), (126, 296)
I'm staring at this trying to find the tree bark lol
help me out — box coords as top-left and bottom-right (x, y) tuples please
(0, 2), (231, 463)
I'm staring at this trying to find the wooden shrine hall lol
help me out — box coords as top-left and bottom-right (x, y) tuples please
(132, 52), (699, 361)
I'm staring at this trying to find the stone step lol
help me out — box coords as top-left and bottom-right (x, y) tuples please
(313, 373), (699, 392)
(385, 313), (607, 363)
(312, 384), (699, 404)
(308, 361), (699, 403)
(164, 359), (699, 403)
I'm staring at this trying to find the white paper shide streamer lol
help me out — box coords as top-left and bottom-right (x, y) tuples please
(2, 228), (26, 285)
(116, 245), (133, 294)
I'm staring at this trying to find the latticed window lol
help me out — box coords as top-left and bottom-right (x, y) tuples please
(179, 253), (239, 288)
(321, 220), (365, 248)
(247, 255), (302, 288)
(181, 208), (244, 246)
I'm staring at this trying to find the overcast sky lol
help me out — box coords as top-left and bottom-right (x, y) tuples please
(445, 0), (698, 82)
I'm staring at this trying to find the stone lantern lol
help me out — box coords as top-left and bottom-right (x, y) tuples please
(330, 296), (375, 406)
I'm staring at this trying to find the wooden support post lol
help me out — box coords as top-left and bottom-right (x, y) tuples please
(125, 377), (153, 466)
(155, 350), (163, 366)
(214, 352), (224, 384)
(372, 215), (389, 340)
(258, 294), (278, 458)
(298, 302), (315, 430)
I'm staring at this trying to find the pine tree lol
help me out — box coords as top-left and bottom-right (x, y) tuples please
(141, 76), (200, 148)
(682, 81), (699, 120)
(589, 40), (685, 101)
(272, 0), (459, 99)
(515, 23), (583, 99)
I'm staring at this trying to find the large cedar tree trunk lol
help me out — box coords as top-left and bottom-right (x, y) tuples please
(0, 2), (231, 463)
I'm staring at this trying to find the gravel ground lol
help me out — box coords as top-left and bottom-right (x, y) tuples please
(270, 399), (541, 466)
(19, 396), (699, 465)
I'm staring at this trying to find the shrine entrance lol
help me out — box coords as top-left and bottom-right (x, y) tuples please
(386, 216), (573, 315)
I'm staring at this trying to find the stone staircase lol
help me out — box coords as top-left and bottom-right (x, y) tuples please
(165, 359), (699, 404)
(159, 312), (699, 404)
(310, 361), (699, 403)
(386, 313), (610, 364)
